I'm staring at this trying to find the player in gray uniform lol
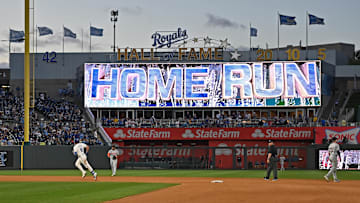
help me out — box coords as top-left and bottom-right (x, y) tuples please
(107, 145), (120, 176)
(324, 137), (340, 183)
(73, 141), (97, 180)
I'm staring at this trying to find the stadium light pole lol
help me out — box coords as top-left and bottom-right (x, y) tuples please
(110, 9), (118, 53)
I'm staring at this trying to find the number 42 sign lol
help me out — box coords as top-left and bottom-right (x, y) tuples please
(42, 51), (57, 63)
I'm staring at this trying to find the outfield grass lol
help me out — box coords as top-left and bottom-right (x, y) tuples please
(0, 181), (175, 203)
(0, 169), (359, 180)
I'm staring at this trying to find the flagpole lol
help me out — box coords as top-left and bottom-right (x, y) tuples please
(62, 25), (64, 66)
(32, 0), (35, 108)
(277, 11), (280, 60)
(249, 22), (251, 61)
(89, 23), (92, 53)
(306, 11), (309, 60)
(8, 28), (11, 61)
(8, 29), (11, 71)
(81, 29), (83, 52)
(35, 25), (37, 53)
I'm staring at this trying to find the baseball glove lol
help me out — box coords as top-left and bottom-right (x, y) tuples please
(112, 156), (117, 160)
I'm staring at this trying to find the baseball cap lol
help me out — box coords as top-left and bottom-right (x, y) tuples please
(268, 140), (273, 143)
(331, 137), (337, 141)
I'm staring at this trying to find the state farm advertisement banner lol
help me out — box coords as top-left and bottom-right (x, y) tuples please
(209, 141), (308, 169)
(104, 127), (314, 141)
(315, 127), (360, 144)
(110, 142), (210, 168)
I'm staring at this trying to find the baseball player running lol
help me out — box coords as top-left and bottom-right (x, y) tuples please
(107, 145), (120, 176)
(73, 140), (97, 180)
(324, 137), (340, 183)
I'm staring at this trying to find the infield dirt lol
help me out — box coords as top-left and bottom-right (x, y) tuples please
(0, 175), (358, 203)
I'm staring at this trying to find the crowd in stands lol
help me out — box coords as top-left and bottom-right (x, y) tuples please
(0, 88), (102, 146)
(58, 88), (74, 97)
(0, 89), (24, 124)
(101, 111), (342, 128)
(0, 86), (350, 146)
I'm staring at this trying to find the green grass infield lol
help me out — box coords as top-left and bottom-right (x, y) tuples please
(0, 169), (359, 180)
(0, 181), (175, 203)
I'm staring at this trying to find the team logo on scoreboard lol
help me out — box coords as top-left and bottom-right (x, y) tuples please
(151, 28), (188, 48)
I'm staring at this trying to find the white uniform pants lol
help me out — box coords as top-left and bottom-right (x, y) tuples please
(75, 154), (94, 173)
(110, 159), (118, 175)
(325, 157), (338, 180)
(280, 162), (285, 171)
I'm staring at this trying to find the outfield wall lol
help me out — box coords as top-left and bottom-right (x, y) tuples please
(0, 146), (21, 170)
(0, 145), (357, 170)
(23, 146), (110, 169)
(0, 146), (110, 170)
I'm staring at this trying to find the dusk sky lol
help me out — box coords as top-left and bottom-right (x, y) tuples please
(0, 0), (359, 68)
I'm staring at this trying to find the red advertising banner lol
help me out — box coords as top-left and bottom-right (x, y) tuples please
(105, 127), (314, 141)
(314, 127), (360, 144)
(110, 142), (209, 167)
(209, 141), (308, 169)
(110, 140), (308, 169)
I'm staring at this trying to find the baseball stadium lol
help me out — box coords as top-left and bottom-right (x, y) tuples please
(1, 1), (360, 202)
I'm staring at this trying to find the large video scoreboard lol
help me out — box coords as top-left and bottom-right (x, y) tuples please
(84, 61), (321, 108)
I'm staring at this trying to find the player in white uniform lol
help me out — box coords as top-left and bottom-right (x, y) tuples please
(107, 145), (120, 176)
(345, 154), (351, 170)
(73, 141), (97, 180)
(279, 155), (286, 171)
(324, 137), (340, 183)
(339, 151), (344, 170)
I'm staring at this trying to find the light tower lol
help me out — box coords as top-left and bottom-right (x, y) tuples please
(110, 9), (118, 53)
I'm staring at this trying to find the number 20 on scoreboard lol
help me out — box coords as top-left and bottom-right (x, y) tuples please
(256, 48), (326, 61)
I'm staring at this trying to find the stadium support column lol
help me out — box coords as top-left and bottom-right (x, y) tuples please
(24, 0), (30, 145)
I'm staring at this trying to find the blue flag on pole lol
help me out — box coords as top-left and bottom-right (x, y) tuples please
(279, 14), (297, 25)
(250, 27), (257, 37)
(64, 27), (76, 38)
(90, 26), (103, 37)
(309, 14), (325, 25)
(9, 29), (25, 42)
(38, 26), (53, 36)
